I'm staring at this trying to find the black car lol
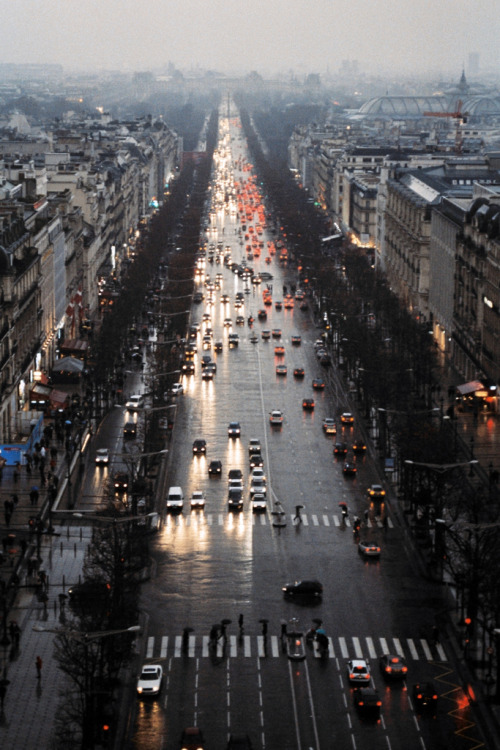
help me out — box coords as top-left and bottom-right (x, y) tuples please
(334, 442), (348, 456)
(353, 687), (382, 717)
(228, 469), (243, 481)
(113, 472), (129, 492)
(412, 682), (438, 713)
(192, 439), (207, 455)
(208, 460), (222, 476)
(249, 453), (264, 469)
(352, 440), (367, 454)
(226, 735), (253, 749)
(180, 727), (205, 750)
(68, 580), (111, 608)
(343, 461), (357, 476)
(228, 488), (243, 511)
(181, 361), (195, 375)
(123, 421), (137, 439)
(282, 580), (323, 599)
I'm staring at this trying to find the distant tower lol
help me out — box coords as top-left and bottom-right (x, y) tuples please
(468, 52), (479, 77)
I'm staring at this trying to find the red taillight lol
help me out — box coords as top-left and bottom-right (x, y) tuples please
(416, 693), (422, 699)
(376, 700), (382, 706)
(358, 700), (364, 706)
(386, 666), (392, 673)
(432, 694), (438, 700)
(402, 666), (408, 673)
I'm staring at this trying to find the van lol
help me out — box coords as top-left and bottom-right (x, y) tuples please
(166, 486), (184, 512)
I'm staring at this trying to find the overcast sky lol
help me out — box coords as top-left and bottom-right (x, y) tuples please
(1, 0), (498, 79)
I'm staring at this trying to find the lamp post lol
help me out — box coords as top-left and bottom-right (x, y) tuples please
(33, 624), (140, 749)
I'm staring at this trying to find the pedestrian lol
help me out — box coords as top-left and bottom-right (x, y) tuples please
(238, 613), (244, 634)
(261, 620), (268, 637)
(0, 681), (6, 710)
(30, 486), (39, 506)
(36, 655), (42, 679)
(293, 505), (303, 524)
(280, 620), (288, 639)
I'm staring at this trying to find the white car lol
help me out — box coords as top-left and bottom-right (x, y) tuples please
(95, 448), (109, 465)
(347, 659), (371, 684)
(252, 493), (267, 512)
(171, 383), (183, 395)
(190, 491), (206, 509)
(137, 664), (163, 696)
(250, 477), (267, 496)
(125, 394), (144, 410)
(250, 467), (266, 483)
(269, 410), (283, 425)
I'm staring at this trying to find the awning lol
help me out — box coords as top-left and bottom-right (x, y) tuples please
(30, 383), (52, 401)
(52, 357), (84, 373)
(456, 380), (484, 396)
(59, 338), (88, 357)
(49, 390), (70, 408)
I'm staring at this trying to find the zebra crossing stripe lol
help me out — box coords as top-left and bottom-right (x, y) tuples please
(352, 637), (363, 658)
(323, 515), (330, 526)
(379, 637), (389, 654)
(407, 638), (419, 660)
(435, 643), (446, 661)
(312, 515), (319, 526)
(327, 637), (335, 657)
(365, 637), (377, 659)
(160, 636), (168, 659)
(420, 639), (433, 660)
(164, 512), (393, 529)
(174, 635), (182, 658)
(257, 636), (265, 658)
(393, 637), (405, 658)
(333, 515), (341, 527)
(218, 513), (224, 525)
(202, 635), (209, 657)
(146, 636), (154, 659)
(244, 635), (251, 657)
(270, 636), (280, 657)
(189, 635), (195, 658)
(207, 515), (213, 525)
(338, 637), (349, 658)
(229, 635), (237, 657)
(302, 515), (309, 526)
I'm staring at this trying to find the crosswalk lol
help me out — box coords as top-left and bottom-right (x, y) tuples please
(144, 633), (446, 662)
(164, 513), (394, 529)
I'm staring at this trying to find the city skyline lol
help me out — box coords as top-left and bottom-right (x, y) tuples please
(0, 0), (498, 79)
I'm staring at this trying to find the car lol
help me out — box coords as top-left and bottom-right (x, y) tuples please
(249, 453), (264, 469)
(379, 654), (408, 679)
(353, 687), (382, 717)
(293, 367), (305, 378)
(190, 491), (206, 509)
(347, 658), (371, 684)
(201, 367), (214, 380)
(113, 472), (128, 492)
(250, 467), (266, 482)
(282, 580), (323, 598)
(68, 580), (111, 604)
(261, 329), (271, 339)
(95, 448), (109, 465)
(248, 438), (261, 455)
(291, 335), (301, 345)
(368, 484), (386, 500)
(201, 355), (213, 369)
(180, 726), (205, 750)
(228, 333), (239, 347)
(228, 421), (241, 438)
(312, 378), (325, 390)
(214, 341), (223, 352)
(228, 488), (243, 511)
(334, 442), (348, 455)
(208, 460), (222, 476)
(181, 361), (195, 375)
(202, 336), (211, 350)
(319, 354), (331, 366)
(171, 383), (184, 395)
(228, 469), (243, 481)
(258, 311), (268, 321)
(343, 460), (357, 476)
(271, 329), (282, 339)
(226, 734), (253, 749)
(224, 317), (233, 327)
(275, 301), (283, 311)
(252, 493), (267, 512)
(192, 439), (207, 455)
(412, 682), (438, 712)
(274, 345), (285, 356)
(358, 540), (381, 557)
(123, 421), (137, 439)
(340, 412), (354, 425)
(137, 664), (163, 697)
(228, 478), (244, 493)
(221, 294), (230, 303)
(352, 440), (366, 454)
(166, 486), (184, 511)
(125, 394), (144, 410)
(193, 292), (204, 304)
(302, 398), (315, 410)
(250, 478), (267, 496)
(276, 364), (287, 376)
(269, 410), (283, 425)
(322, 418), (336, 434)
(202, 312), (211, 322)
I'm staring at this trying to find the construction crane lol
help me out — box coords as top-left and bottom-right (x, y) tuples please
(423, 100), (468, 153)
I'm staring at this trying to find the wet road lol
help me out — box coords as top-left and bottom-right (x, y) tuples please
(128, 111), (486, 750)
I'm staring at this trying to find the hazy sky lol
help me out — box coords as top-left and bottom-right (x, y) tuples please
(1, 0), (498, 78)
